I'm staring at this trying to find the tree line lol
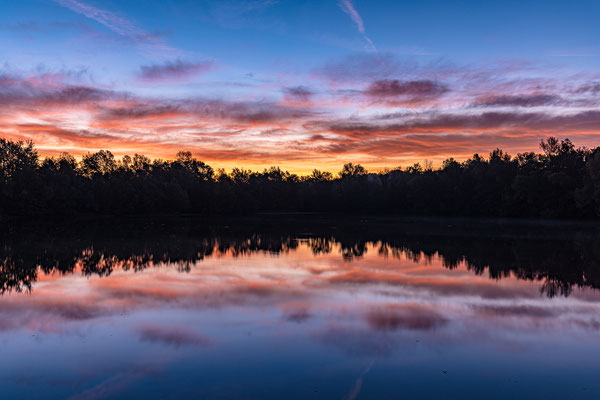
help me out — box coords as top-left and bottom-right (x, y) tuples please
(1, 136), (600, 217)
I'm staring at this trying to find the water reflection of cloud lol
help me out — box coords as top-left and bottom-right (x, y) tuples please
(91, 276), (311, 310)
(324, 268), (542, 300)
(569, 319), (600, 331)
(315, 324), (405, 357)
(136, 324), (212, 348)
(365, 303), (447, 332)
(1, 243), (600, 348)
(345, 360), (375, 400)
(3, 224), (600, 398)
(66, 371), (141, 400)
(472, 304), (559, 318)
(281, 302), (312, 323)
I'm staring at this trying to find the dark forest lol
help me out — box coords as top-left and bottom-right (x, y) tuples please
(1, 136), (599, 218)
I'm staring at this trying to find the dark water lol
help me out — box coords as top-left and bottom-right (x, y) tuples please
(1, 216), (600, 399)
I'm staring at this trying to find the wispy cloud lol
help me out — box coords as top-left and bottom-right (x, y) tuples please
(206, 0), (282, 30)
(137, 59), (214, 83)
(55, 0), (140, 36)
(473, 94), (562, 108)
(282, 85), (314, 105)
(363, 79), (449, 106)
(338, 0), (376, 51)
(53, 0), (176, 57)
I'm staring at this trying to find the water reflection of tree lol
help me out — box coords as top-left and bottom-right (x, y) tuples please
(1, 217), (599, 297)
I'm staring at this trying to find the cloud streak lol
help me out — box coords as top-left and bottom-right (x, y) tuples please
(338, 0), (376, 50)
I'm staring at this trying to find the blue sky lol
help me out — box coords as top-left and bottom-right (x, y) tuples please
(1, 0), (599, 172)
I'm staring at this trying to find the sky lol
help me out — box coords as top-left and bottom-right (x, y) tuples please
(0, 0), (599, 173)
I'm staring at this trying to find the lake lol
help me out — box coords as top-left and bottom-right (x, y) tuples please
(1, 216), (600, 399)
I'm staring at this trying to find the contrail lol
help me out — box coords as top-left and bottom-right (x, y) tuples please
(53, 0), (177, 57)
(338, 0), (376, 51)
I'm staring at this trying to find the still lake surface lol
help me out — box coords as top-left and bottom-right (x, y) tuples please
(1, 216), (600, 399)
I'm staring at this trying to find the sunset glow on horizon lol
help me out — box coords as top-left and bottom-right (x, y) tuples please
(1, 0), (599, 173)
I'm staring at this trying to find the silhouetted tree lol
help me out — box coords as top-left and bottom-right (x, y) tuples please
(339, 163), (367, 178)
(0, 138), (38, 181)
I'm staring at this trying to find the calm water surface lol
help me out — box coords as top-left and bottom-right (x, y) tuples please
(1, 216), (600, 399)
